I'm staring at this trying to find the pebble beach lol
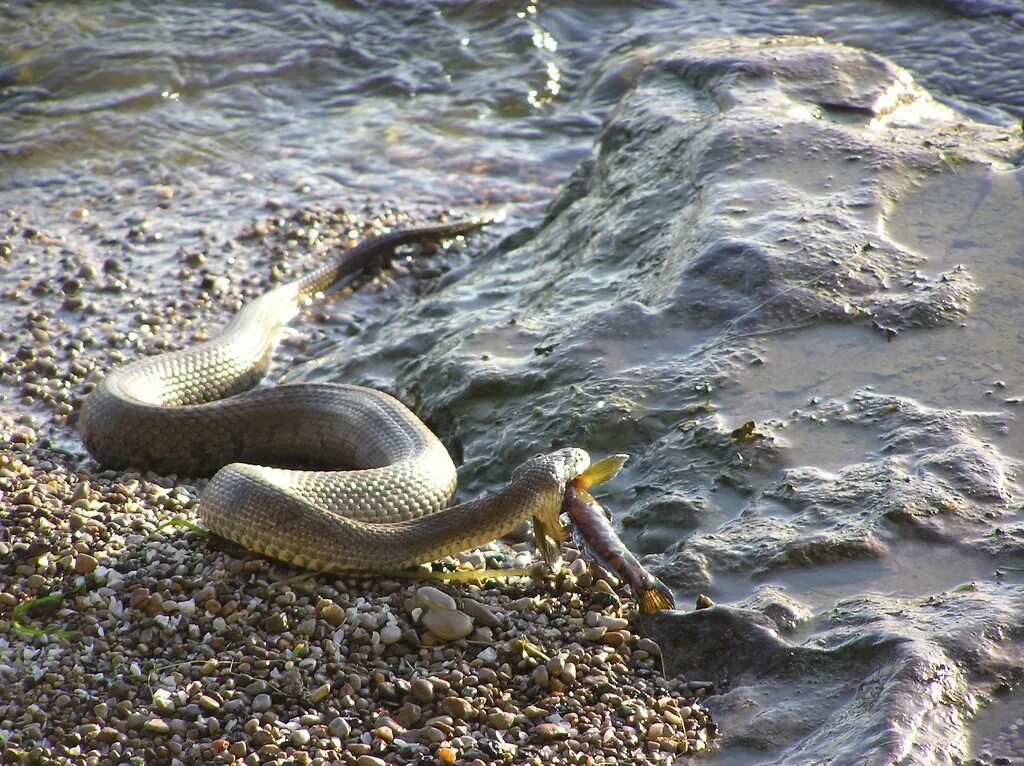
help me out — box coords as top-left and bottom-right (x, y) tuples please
(0, 204), (716, 765)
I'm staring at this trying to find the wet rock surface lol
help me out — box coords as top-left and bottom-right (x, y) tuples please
(645, 587), (1024, 764)
(295, 37), (1024, 764)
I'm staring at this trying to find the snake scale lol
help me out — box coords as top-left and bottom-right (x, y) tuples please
(79, 219), (590, 572)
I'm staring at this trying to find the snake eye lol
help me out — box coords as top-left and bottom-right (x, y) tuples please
(534, 452), (543, 458)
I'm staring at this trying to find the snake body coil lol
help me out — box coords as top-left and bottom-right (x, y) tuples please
(80, 221), (589, 572)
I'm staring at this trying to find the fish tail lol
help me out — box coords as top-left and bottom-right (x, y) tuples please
(575, 454), (629, 490)
(635, 580), (676, 614)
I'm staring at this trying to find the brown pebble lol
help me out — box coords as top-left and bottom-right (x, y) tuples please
(410, 677), (434, 704)
(321, 603), (346, 626)
(535, 722), (569, 741)
(266, 613), (288, 633)
(696, 594), (715, 609)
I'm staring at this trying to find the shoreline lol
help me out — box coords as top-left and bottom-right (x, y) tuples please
(0, 206), (716, 765)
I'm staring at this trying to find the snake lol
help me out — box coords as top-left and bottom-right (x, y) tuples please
(79, 219), (590, 573)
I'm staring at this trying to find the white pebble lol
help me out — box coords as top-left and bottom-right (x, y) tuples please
(415, 586), (457, 612)
(423, 609), (474, 641)
(380, 623), (403, 645)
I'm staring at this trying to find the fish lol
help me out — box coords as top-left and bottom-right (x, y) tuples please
(563, 456), (676, 613)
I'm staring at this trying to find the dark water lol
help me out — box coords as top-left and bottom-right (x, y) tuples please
(3, 1), (1022, 213)
(3, 2), (1024, 764)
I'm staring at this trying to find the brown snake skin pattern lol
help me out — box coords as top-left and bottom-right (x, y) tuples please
(79, 221), (590, 572)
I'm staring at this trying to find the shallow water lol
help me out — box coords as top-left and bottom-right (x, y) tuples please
(3, 1), (1024, 764)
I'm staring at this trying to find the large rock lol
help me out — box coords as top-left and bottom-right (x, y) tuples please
(294, 37), (1024, 764)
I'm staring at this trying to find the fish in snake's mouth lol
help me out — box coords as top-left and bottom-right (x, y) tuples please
(530, 449), (632, 572)
(512, 447), (591, 571)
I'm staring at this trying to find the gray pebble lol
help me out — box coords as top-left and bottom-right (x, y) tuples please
(252, 693), (273, 712)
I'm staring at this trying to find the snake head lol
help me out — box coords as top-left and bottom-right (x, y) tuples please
(511, 448), (590, 572)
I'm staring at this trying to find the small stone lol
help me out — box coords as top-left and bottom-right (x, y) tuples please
(561, 663), (578, 684)
(422, 609), (474, 641)
(601, 630), (627, 647)
(458, 550), (486, 567)
(532, 665), (549, 687)
(582, 626), (607, 642)
(440, 696), (477, 721)
(427, 676), (451, 695)
(253, 694), (273, 712)
(380, 623), (402, 645)
(152, 689), (175, 714)
(355, 756), (386, 766)
(437, 746), (457, 764)
(486, 710), (515, 730)
(460, 599), (500, 627)
(73, 553), (98, 574)
(423, 726), (447, 743)
(410, 678), (434, 704)
(506, 597), (535, 611)
(143, 718), (170, 735)
(321, 603), (346, 626)
(536, 722), (569, 741)
(266, 613), (288, 633)
(310, 683), (331, 702)
(396, 702), (422, 728)
(251, 729), (275, 747)
(328, 717), (351, 738)
(636, 638), (661, 655)
(414, 585), (457, 611)
(291, 729), (311, 746)
(198, 695), (220, 712)
(696, 594), (715, 609)
(569, 557), (589, 577)
(599, 616), (629, 631)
